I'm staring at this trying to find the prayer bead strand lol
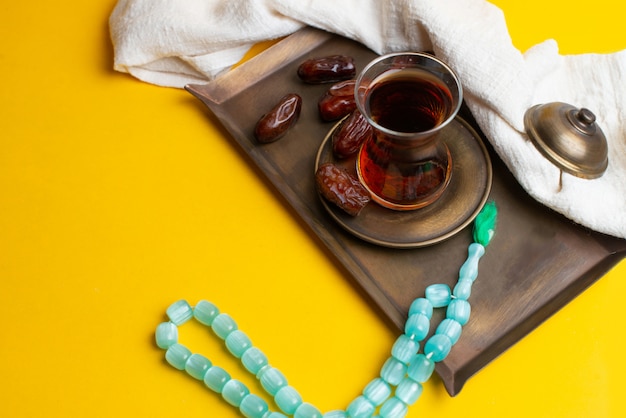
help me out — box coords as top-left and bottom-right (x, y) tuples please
(156, 201), (497, 418)
(156, 300), (321, 418)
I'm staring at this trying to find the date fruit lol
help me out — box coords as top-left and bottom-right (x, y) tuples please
(318, 79), (357, 122)
(332, 110), (372, 159)
(297, 55), (356, 84)
(254, 93), (302, 143)
(315, 163), (370, 216)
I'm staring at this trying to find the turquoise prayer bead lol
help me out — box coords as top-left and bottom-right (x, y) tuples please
(381, 357), (407, 386)
(239, 393), (269, 418)
(395, 377), (422, 405)
(241, 347), (268, 375)
(407, 354), (434, 383)
(363, 377), (391, 406)
(459, 243), (485, 282)
(425, 284), (451, 308)
(185, 353), (212, 380)
(275, 386), (303, 415)
(204, 366), (231, 393)
(165, 343), (191, 370)
(447, 299), (471, 325)
(222, 379), (250, 407)
(436, 319), (462, 345)
(379, 396), (408, 418)
(212, 313), (238, 339)
(294, 402), (323, 418)
(404, 313), (430, 341)
(193, 300), (220, 326)
(391, 335), (419, 364)
(155, 322), (178, 349)
(408, 297), (433, 319)
(323, 411), (347, 418)
(166, 300), (193, 325)
(258, 367), (288, 395)
(347, 396), (376, 418)
(267, 413), (289, 418)
(225, 330), (252, 358)
(453, 278), (472, 300)
(424, 334), (452, 362)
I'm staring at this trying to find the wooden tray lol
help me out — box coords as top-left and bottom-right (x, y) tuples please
(185, 28), (626, 396)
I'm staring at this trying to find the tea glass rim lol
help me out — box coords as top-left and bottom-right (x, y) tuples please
(354, 52), (464, 139)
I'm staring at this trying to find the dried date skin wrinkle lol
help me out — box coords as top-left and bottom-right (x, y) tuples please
(254, 93), (302, 143)
(297, 55), (356, 84)
(316, 163), (370, 216)
(318, 80), (357, 122)
(332, 110), (373, 159)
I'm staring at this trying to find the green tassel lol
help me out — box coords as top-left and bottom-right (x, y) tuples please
(473, 201), (497, 247)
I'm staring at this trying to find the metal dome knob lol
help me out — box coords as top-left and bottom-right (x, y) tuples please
(524, 102), (608, 179)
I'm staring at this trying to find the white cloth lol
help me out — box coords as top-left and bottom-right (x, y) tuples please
(110, 0), (626, 239)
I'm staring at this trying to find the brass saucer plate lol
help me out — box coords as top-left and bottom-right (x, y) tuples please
(315, 117), (493, 248)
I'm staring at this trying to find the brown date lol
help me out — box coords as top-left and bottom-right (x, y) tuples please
(318, 79), (357, 122)
(315, 163), (370, 216)
(332, 110), (372, 159)
(297, 55), (356, 84)
(254, 93), (302, 143)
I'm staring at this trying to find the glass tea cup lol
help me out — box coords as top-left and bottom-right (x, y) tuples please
(354, 52), (463, 211)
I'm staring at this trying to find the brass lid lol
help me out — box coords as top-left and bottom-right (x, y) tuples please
(524, 102), (608, 179)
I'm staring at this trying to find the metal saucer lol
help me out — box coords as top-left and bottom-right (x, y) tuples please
(315, 116), (493, 248)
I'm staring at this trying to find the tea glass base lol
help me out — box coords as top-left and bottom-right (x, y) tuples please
(356, 147), (453, 212)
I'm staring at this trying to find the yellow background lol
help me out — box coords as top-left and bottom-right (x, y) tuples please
(1, 1), (624, 417)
